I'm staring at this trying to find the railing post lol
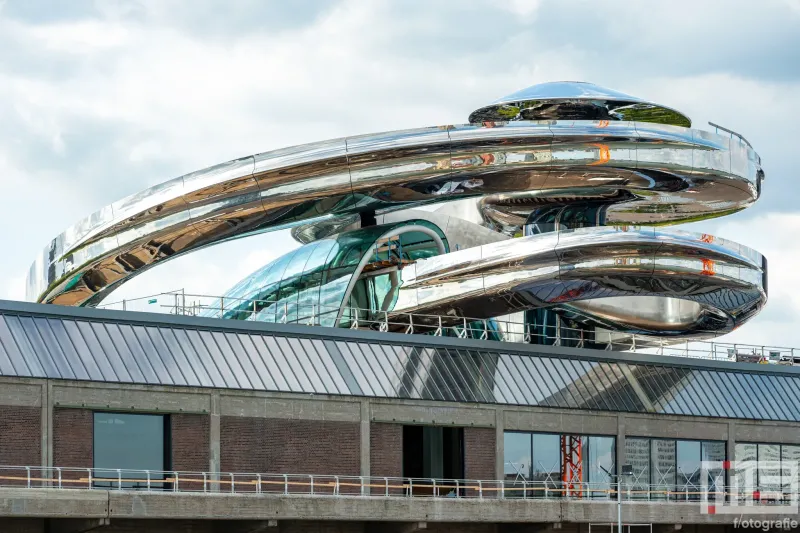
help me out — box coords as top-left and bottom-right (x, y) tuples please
(409, 478), (413, 497)
(25, 466), (30, 488)
(432, 478), (437, 497)
(146, 470), (151, 491)
(230, 473), (235, 494)
(57, 467), (62, 489)
(284, 474), (288, 495)
(478, 480), (483, 500)
(500, 480), (505, 499)
(385, 477), (389, 497)
(335, 476), (340, 496)
(87, 468), (92, 489)
(174, 471), (179, 492)
(359, 476), (364, 496)
(257, 473), (262, 495)
(202, 472), (207, 493)
(456, 479), (460, 498)
(310, 475), (314, 495)
(117, 469), (122, 490)
(220, 297), (224, 319)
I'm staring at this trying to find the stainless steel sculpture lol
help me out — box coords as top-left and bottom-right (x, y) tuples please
(27, 82), (767, 344)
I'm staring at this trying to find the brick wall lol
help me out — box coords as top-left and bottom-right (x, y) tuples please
(0, 406), (41, 466)
(221, 417), (360, 476)
(171, 413), (209, 472)
(464, 427), (495, 481)
(369, 422), (402, 478)
(53, 408), (93, 468)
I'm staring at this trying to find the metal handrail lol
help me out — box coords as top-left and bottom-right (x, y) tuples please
(0, 465), (794, 504)
(95, 290), (799, 365)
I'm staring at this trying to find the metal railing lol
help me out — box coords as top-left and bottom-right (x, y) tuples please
(96, 290), (800, 365)
(0, 466), (795, 506)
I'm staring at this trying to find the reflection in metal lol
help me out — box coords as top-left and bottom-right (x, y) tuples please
(27, 82), (767, 347)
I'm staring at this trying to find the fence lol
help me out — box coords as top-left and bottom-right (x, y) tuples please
(96, 290), (800, 366)
(0, 466), (796, 506)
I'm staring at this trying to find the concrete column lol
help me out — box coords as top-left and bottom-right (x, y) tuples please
(210, 391), (221, 485)
(40, 382), (50, 469)
(360, 399), (371, 494)
(495, 408), (504, 480)
(727, 420), (736, 486)
(616, 413), (626, 474)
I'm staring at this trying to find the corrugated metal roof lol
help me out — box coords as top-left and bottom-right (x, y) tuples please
(0, 299), (798, 422)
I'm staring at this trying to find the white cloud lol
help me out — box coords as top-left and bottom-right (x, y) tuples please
(0, 0), (798, 350)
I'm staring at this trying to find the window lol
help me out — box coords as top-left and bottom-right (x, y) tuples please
(93, 412), (170, 489)
(735, 442), (800, 496)
(503, 431), (616, 498)
(626, 437), (726, 500)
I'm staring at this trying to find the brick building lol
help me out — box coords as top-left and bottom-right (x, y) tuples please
(0, 299), (798, 532)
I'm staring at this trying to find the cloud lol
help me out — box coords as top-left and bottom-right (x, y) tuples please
(0, 0), (798, 349)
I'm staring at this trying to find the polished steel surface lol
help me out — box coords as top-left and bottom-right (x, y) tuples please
(392, 226), (765, 339)
(27, 82), (767, 344)
(468, 81), (692, 127)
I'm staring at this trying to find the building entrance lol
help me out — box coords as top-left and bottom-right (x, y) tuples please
(402, 426), (464, 495)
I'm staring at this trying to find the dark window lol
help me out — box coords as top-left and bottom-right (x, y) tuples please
(93, 412), (170, 489)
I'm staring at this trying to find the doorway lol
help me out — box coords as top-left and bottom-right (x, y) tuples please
(402, 425), (464, 495)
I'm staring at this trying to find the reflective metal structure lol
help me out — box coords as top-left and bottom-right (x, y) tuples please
(27, 82), (767, 345)
(1, 300), (797, 421)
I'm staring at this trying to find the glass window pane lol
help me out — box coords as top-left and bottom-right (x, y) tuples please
(335, 341), (377, 397)
(118, 324), (159, 384)
(93, 412), (166, 488)
(781, 445), (800, 493)
(262, 336), (303, 392)
(504, 432), (532, 483)
(323, 339), (364, 396)
(651, 439), (676, 499)
(586, 436), (615, 495)
(626, 438), (651, 498)
(676, 440), (701, 500)
(16, 316), (58, 377)
(46, 318), (91, 380)
(222, 333), (262, 389)
(32, 317), (78, 380)
(234, 334), (275, 390)
(735, 443), (758, 495)
(532, 433), (561, 489)
(702, 441), (726, 495)
(758, 444), (781, 492)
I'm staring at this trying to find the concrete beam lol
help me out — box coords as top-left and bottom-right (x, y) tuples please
(0, 489), (108, 518)
(49, 518), (110, 533)
(214, 519), (278, 533)
(52, 384), (210, 414)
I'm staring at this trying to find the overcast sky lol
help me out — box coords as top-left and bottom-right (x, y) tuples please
(1, 0), (799, 346)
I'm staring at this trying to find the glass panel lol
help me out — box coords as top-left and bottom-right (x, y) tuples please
(676, 440), (701, 500)
(75, 321), (118, 381)
(735, 443), (758, 496)
(117, 324), (159, 384)
(501, 355), (539, 406)
(532, 433), (561, 490)
(702, 441), (726, 496)
(651, 439), (676, 500)
(234, 334), (275, 390)
(252, 335), (295, 392)
(148, 327), (197, 387)
(273, 337), (314, 392)
(322, 339), (363, 396)
(46, 318), (90, 380)
(590, 362), (622, 412)
(311, 339), (349, 395)
(62, 320), (105, 381)
(0, 316), (22, 375)
(334, 341), (376, 397)
(88, 322), (131, 382)
(758, 444), (781, 493)
(576, 360), (609, 410)
(659, 367), (694, 416)
(626, 438), (651, 499)
(586, 436), (615, 497)
(223, 333), (263, 389)
(299, 338), (340, 394)
(386, 345), (424, 399)
(716, 372), (752, 419)
(93, 412), (166, 489)
(515, 356), (554, 407)
(102, 323), (146, 383)
(753, 375), (791, 421)
(602, 363), (639, 412)
(696, 371), (738, 419)
(130, 325), (172, 385)
(436, 349), (470, 402)
(644, 367), (677, 415)
(196, 331), (239, 388)
(2, 315), (41, 376)
(161, 328), (209, 387)
(781, 445), (800, 494)
(737, 373), (776, 420)
(16, 316), (58, 376)
(538, 358), (574, 408)
(548, 359), (582, 408)
(772, 377), (800, 421)
(31, 317), (77, 379)
(208, 331), (252, 389)
(504, 432), (531, 498)
(444, 347), (485, 403)
(679, 371), (717, 417)
(181, 329), (227, 388)
(472, 350), (505, 404)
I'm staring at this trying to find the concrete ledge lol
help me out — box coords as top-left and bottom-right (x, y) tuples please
(1, 489), (797, 526)
(0, 489), (108, 518)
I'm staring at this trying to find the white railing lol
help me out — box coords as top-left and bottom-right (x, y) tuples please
(96, 290), (800, 365)
(0, 465), (795, 506)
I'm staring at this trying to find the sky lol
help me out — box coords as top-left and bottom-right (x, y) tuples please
(1, 0), (799, 347)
